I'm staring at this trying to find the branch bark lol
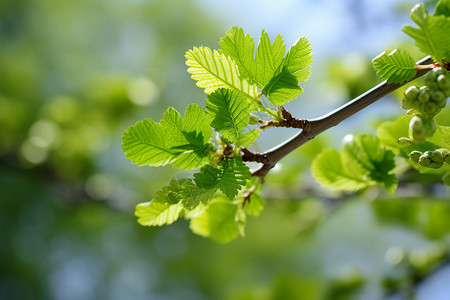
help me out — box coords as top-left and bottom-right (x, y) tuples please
(250, 56), (434, 178)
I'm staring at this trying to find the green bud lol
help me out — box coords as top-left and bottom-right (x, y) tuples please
(433, 67), (446, 77)
(424, 102), (439, 116)
(442, 173), (450, 186)
(248, 113), (260, 125)
(409, 116), (426, 144)
(418, 87), (430, 103)
(427, 82), (440, 91)
(405, 86), (420, 101)
(425, 70), (437, 83)
(431, 90), (445, 102)
(398, 137), (412, 147)
(429, 161), (443, 169)
(418, 154), (432, 166)
(437, 74), (450, 90)
(409, 150), (422, 163)
(439, 148), (450, 164)
(430, 150), (444, 164)
(401, 98), (414, 110)
(435, 98), (447, 108)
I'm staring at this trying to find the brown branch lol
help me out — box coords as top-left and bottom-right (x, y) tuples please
(251, 56), (434, 178)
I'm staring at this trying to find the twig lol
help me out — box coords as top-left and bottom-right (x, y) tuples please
(250, 56), (434, 178)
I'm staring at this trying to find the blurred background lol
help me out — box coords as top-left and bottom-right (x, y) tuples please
(1, 0), (450, 299)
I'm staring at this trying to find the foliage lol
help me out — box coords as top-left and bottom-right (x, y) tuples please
(123, 27), (313, 242)
(121, 1), (450, 244)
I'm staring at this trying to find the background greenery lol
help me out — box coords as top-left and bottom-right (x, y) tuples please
(1, 0), (449, 299)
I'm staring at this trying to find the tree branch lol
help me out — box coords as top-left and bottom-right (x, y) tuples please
(249, 56), (434, 178)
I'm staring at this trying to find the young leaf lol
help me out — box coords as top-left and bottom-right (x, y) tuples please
(219, 27), (256, 84)
(122, 104), (214, 170)
(372, 49), (417, 83)
(342, 134), (398, 194)
(311, 134), (397, 193)
(189, 200), (240, 243)
(435, 0), (450, 17)
(282, 36), (314, 82)
(135, 199), (184, 226)
(256, 32), (313, 105)
(262, 68), (303, 106)
(194, 158), (251, 199)
(311, 148), (373, 192)
(255, 30), (286, 87)
(122, 119), (177, 167)
(402, 3), (450, 61)
(206, 88), (259, 146)
(185, 46), (259, 100)
(245, 193), (265, 217)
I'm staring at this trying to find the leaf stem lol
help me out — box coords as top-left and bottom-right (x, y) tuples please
(250, 56), (434, 178)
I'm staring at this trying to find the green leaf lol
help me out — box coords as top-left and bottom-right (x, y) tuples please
(135, 199), (184, 226)
(376, 115), (411, 154)
(206, 88), (257, 146)
(311, 148), (372, 192)
(122, 104), (214, 170)
(122, 118), (176, 167)
(219, 27), (256, 85)
(262, 68), (303, 106)
(189, 200), (240, 243)
(257, 32), (313, 105)
(185, 46), (259, 100)
(435, 0), (450, 17)
(282, 36), (313, 82)
(245, 193), (265, 217)
(402, 3), (450, 61)
(255, 30), (286, 87)
(372, 49), (417, 83)
(342, 134), (398, 194)
(194, 158), (251, 199)
(219, 28), (313, 106)
(237, 129), (261, 147)
(311, 134), (397, 193)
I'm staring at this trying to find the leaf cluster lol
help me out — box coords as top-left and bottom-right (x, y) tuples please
(123, 27), (313, 242)
(372, 0), (450, 83)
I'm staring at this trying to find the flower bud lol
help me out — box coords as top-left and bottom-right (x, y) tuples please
(418, 154), (432, 166)
(409, 150), (422, 163)
(431, 91), (445, 102)
(248, 113), (260, 125)
(397, 137), (411, 147)
(418, 87), (430, 103)
(404, 86), (420, 101)
(430, 150), (444, 164)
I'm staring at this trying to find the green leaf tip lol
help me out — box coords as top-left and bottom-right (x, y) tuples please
(372, 49), (416, 83)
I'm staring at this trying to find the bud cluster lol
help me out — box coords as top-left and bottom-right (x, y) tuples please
(401, 67), (449, 145)
(401, 67), (449, 117)
(409, 148), (450, 169)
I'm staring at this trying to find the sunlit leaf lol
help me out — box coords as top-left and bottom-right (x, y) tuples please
(206, 88), (258, 146)
(189, 200), (239, 243)
(402, 3), (450, 61)
(372, 49), (416, 83)
(194, 158), (251, 199)
(135, 199), (184, 226)
(122, 104), (214, 170)
(185, 46), (259, 100)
